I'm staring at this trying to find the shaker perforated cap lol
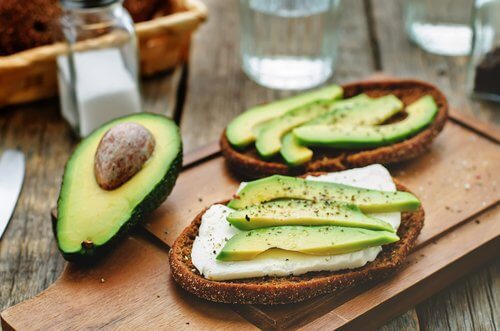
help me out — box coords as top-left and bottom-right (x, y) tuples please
(60, 0), (120, 9)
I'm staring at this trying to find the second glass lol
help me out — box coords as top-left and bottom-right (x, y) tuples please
(240, 0), (341, 90)
(404, 0), (474, 56)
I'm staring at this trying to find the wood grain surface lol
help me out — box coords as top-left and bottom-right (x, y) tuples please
(144, 122), (500, 249)
(2, 119), (498, 330)
(177, 0), (499, 328)
(1, 0), (499, 329)
(0, 68), (180, 317)
(300, 204), (499, 331)
(1, 232), (256, 330)
(141, 118), (500, 329)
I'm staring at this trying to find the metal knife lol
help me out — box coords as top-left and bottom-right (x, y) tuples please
(0, 150), (25, 238)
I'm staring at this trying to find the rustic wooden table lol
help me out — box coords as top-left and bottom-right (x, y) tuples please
(0, 0), (498, 329)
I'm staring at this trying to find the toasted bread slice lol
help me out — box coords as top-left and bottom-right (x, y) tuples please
(220, 79), (448, 179)
(169, 180), (424, 305)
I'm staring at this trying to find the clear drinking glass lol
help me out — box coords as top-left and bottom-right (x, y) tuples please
(239, 0), (341, 90)
(404, 0), (474, 56)
(467, 0), (500, 102)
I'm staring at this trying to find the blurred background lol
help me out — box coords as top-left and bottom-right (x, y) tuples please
(181, 0), (499, 148)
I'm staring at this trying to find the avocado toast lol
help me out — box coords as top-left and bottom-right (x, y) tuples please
(220, 79), (448, 179)
(169, 165), (424, 305)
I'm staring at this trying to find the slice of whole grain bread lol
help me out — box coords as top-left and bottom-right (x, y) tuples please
(220, 79), (448, 179)
(169, 180), (424, 305)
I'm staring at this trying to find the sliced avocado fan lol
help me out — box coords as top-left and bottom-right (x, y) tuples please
(293, 95), (438, 149)
(227, 199), (395, 232)
(256, 92), (376, 159)
(228, 175), (420, 213)
(217, 225), (399, 261)
(226, 85), (342, 149)
(56, 113), (182, 262)
(281, 94), (404, 166)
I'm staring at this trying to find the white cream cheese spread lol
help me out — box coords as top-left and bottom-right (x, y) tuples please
(191, 164), (400, 281)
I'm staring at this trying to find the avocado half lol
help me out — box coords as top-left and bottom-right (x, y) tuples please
(55, 113), (182, 262)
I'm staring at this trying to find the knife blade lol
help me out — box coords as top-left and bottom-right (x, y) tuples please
(0, 150), (25, 238)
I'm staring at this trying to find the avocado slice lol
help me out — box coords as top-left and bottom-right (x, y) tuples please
(226, 85), (342, 149)
(281, 94), (404, 166)
(256, 100), (339, 158)
(56, 113), (182, 262)
(227, 175), (420, 213)
(227, 199), (395, 232)
(293, 95), (438, 149)
(217, 225), (399, 261)
(280, 94), (371, 166)
(310, 94), (404, 126)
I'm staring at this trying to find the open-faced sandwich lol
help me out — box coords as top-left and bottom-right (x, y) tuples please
(169, 164), (424, 304)
(221, 80), (448, 179)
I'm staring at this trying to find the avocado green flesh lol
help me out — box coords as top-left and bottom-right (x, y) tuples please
(226, 85), (342, 149)
(280, 94), (371, 166)
(311, 94), (404, 126)
(216, 225), (399, 261)
(293, 95), (438, 149)
(57, 113), (182, 258)
(227, 175), (420, 213)
(227, 199), (395, 232)
(281, 94), (404, 166)
(280, 133), (314, 166)
(255, 100), (337, 158)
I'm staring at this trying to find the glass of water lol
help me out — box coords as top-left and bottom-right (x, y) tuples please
(239, 0), (341, 90)
(404, 0), (474, 56)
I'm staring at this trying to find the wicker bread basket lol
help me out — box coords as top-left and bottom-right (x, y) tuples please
(0, 0), (207, 108)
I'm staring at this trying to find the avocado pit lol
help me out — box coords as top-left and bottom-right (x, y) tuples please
(94, 122), (155, 190)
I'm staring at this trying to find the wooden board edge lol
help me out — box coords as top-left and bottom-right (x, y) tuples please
(182, 141), (220, 168)
(0, 232), (258, 331)
(231, 203), (500, 330)
(296, 205), (500, 331)
(206, 194), (499, 329)
(1, 316), (14, 331)
(337, 239), (499, 331)
(232, 305), (280, 330)
(449, 109), (500, 144)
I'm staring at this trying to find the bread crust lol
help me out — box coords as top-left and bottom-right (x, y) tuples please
(169, 180), (424, 305)
(220, 79), (448, 179)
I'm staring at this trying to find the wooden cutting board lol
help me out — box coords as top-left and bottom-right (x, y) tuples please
(1, 112), (499, 330)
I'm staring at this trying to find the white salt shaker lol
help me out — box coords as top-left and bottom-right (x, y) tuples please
(57, 0), (141, 137)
